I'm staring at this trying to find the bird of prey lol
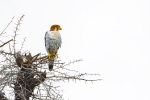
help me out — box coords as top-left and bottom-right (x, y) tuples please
(45, 24), (62, 71)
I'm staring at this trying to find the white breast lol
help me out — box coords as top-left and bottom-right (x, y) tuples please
(48, 31), (61, 39)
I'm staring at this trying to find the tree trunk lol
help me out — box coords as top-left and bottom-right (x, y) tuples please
(14, 53), (46, 100)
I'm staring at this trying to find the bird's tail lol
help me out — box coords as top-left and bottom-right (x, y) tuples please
(48, 55), (55, 71)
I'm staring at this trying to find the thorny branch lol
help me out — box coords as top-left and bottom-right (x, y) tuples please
(0, 15), (101, 100)
(13, 15), (24, 54)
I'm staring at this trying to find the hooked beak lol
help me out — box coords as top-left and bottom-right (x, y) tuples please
(59, 27), (62, 30)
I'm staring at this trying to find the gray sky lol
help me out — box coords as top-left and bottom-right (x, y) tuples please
(0, 0), (150, 100)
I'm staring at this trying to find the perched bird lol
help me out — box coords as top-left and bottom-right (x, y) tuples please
(45, 24), (62, 71)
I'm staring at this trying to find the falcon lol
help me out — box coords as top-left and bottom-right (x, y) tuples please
(45, 24), (62, 71)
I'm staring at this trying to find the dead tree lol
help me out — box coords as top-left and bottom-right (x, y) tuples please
(14, 53), (46, 100)
(0, 15), (101, 100)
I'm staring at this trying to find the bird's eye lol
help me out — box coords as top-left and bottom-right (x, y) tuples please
(57, 26), (60, 30)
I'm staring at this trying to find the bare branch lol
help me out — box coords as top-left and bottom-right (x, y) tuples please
(13, 15), (25, 54)
(0, 91), (8, 100)
(0, 50), (14, 55)
(0, 16), (14, 35)
(20, 37), (26, 51)
(0, 39), (13, 48)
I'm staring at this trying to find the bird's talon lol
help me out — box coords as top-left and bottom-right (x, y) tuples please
(47, 53), (51, 59)
(55, 54), (58, 58)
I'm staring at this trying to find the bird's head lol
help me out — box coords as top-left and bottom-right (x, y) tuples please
(50, 24), (62, 31)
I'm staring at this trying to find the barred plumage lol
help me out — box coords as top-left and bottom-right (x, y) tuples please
(45, 25), (62, 71)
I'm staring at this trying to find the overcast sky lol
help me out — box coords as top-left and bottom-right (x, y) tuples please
(0, 0), (150, 100)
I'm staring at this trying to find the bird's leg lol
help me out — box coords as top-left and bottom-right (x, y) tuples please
(47, 52), (51, 59)
(53, 53), (58, 58)
(55, 54), (58, 58)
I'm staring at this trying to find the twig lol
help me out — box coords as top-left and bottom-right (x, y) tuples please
(20, 37), (26, 51)
(0, 39), (13, 48)
(13, 15), (24, 54)
(0, 50), (14, 55)
(0, 16), (14, 35)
